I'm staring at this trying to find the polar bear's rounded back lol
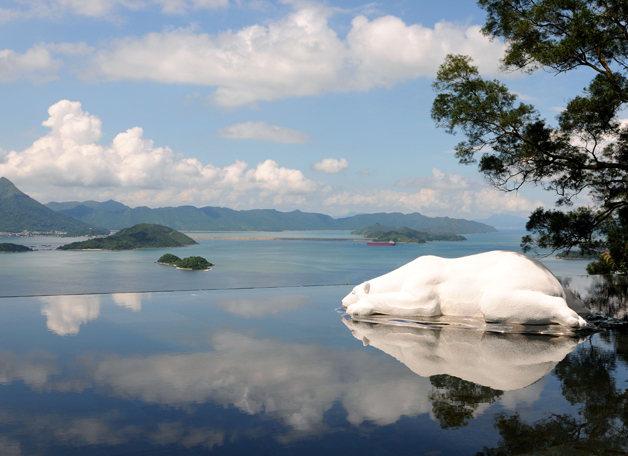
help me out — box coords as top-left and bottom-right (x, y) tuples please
(342, 250), (587, 328)
(443, 251), (563, 292)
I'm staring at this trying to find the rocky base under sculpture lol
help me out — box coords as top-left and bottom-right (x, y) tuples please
(342, 251), (589, 329)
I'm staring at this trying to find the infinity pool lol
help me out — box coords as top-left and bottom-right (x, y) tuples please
(0, 282), (626, 455)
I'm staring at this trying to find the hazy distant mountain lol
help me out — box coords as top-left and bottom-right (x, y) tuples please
(46, 204), (342, 231)
(0, 178), (106, 235)
(336, 212), (497, 234)
(473, 214), (528, 231)
(331, 211), (365, 219)
(46, 198), (497, 234)
(47, 200), (129, 215)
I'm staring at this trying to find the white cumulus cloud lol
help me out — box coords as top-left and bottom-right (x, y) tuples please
(395, 168), (482, 190)
(311, 158), (349, 174)
(0, 0), (229, 21)
(151, 0), (229, 14)
(88, 3), (506, 106)
(0, 44), (61, 82)
(0, 100), (324, 204)
(323, 187), (542, 217)
(218, 121), (309, 143)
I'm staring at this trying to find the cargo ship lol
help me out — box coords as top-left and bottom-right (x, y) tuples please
(367, 240), (396, 246)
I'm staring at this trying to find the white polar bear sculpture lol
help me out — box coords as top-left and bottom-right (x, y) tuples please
(342, 251), (589, 329)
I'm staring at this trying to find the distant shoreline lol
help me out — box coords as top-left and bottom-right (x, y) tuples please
(190, 237), (364, 241)
(189, 237), (465, 243)
(62, 245), (194, 251)
(183, 230), (351, 233)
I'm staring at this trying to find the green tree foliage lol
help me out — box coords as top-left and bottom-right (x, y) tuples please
(428, 375), (503, 429)
(353, 224), (466, 243)
(587, 207), (628, 273)
(0, 243), (32, 252)
(431, 0), (628, 273)
(157, 253), (181, 265)
(176, 256), (213, 270)
(583, 274), (628, 318)
(157, 253), (212, 270)
(58, 224), (197, 250)
(477, 333), (628, 454)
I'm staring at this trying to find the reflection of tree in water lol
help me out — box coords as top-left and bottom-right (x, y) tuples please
(428, 375), (503, 429)
(477, 332), (628, 455)
(585, 275), (628, 321)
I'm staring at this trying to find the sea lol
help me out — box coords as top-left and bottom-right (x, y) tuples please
(0, 230), (590, 297)
(0, 231), (626, 455)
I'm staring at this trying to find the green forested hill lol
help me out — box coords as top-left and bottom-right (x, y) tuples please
(0, 178), (106, 235)
(46, 200), (497, 234)
(0, 243), (32, 252)
(57, 223), (197, 250)
(351, 223), (398, 236)
(157, 253), (213, 270)
(353, 225), (467, 243)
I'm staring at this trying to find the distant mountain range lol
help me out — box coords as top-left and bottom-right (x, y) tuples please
(0, 177), (499, 235)
(0, 178), (106, 236)
(44, 198), (498, 234)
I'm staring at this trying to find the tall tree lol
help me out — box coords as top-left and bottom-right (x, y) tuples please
(431, 0), (628, 273)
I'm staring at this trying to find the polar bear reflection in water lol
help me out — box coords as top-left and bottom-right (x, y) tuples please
(343, 319), (582, 391)
(342, 251), (589, 328)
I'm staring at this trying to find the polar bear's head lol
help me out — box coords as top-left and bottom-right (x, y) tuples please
(342, 281), (371, 307)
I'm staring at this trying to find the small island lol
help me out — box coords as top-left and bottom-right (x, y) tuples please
(352, 224), (467, 244)
(0, 243), (33, 252)
(555, 250), (599, 260)
(157, 253), (213, 270)
(57, 223), (197, 251)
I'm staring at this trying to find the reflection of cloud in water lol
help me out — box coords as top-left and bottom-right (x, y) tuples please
(85, 332), (352, 431)
(111, 293), (143, 312)
(81, 331), (437, 432)
(342, 371), (432, 426)
(0, 351), (59, 388)
(40, 295), (101, 336)
(215, 295), (307, 318)
(0, 409), (225, 452)
(77, 330), (560, 434)
(343, 320), (581, 391)
(53, 415), (136, 446)
(499, 379), (546, 411)
(1, 329), (562, 440)
(149, 422), (224, 450)
(39, 293), (146, 336)
(0, 437), (21, 456)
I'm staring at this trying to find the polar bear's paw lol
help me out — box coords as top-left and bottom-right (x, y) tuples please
(564, 315), (589, 329)
(346, 301), (376, 316)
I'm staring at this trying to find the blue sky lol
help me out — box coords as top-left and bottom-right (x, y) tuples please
(0, 0), (601, 217)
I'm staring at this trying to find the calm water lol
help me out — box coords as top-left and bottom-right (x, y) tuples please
(0, 232), (626, 455)
(0, 231), (590, 297)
